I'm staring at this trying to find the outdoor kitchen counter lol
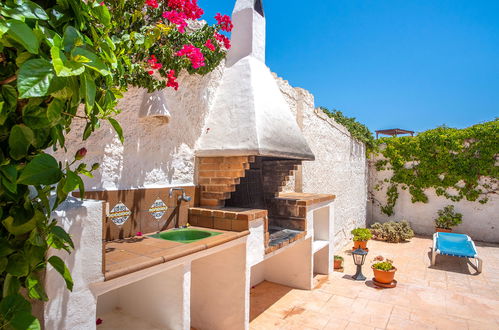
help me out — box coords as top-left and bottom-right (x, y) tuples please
(276, 192), (336, 205)
(104, 227), (249, 280)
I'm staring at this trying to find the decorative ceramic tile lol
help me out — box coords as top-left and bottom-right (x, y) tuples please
(109, 202), (131, 226)
(148, 199), (168, 220)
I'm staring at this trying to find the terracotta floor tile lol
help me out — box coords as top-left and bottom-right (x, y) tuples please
(323, 317), (349, 330)
(249, 237), (499, 329)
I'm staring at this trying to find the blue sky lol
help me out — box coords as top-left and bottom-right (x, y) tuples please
(200, 0), (499, 133)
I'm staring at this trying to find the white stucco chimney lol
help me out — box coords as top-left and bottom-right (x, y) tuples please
(196, 0), (314, 160)
(226, 0), (266, 66)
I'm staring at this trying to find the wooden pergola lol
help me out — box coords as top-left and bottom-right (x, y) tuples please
(375, 128), (414, 139)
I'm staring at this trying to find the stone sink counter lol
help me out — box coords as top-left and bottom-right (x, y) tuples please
(104, 227), (249, 280)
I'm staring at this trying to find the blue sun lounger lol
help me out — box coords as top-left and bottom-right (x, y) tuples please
(432, 232), (482, 273)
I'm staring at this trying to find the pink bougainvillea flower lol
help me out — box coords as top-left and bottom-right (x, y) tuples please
(145, 0), (159, 8)
(215, 13), (233, 32)
(205, 39), (215, 51)
(214, 32), (231, 49)
(147, 70), (154, 75)
(166, 70), (179, 90)
(136, 232), (143, 236)
(176, 44), (205, 69)
(163, 10), (188, 33)
(168, 0), (203, 19)
(99, 1), (105, 5)
(147, 55), (163, 71)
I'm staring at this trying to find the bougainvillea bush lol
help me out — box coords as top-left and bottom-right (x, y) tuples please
(0, 0), (231, 328)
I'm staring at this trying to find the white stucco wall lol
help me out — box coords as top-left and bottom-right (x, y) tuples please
(44, 197), (103, 330)
(56, 66), (225, 190)
(368, 157), (499, 243)
(275, 76), (369, 250)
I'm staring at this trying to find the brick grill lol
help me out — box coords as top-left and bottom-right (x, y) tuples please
(198, 156), (306, 250)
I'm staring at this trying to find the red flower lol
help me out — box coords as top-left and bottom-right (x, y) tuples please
(176, 44), (205, 69)
(214, 32), (231, 49)
(136, 232), (143, 236)
(163, 10), (188, 33)
(99, 1), (105, 5)
(205, 39), (215, 51)
(75, 147), (87, 160)
(166, 70), (179, 90)
(147, 70), (154, 75)
(145, 0), (159, 8)
(96, 318), (103, 325)
(147, 55), (163, 73)
(215, 13), (233, 32)
(167, 0), (203, 20)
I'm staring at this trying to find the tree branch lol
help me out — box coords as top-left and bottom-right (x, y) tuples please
(0, 75), (16, 85)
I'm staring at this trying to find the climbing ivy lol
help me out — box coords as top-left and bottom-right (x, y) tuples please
(374, 119), (499, 216)
(320, 107), (375, 150)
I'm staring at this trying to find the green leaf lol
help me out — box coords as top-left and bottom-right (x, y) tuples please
(17, 153), (63, 185)
(108, 117), (124, 143)
(22, 101), (51, 129)
(17, 59), (54, 98)
(2, 84), (18, 110)
(0, 165), (17, 183)
(63, 26), (83, 52)
(47, 98), (63, 124)
(91, 4), (111, 27)
(26, 274), (48, 301)
(50, 226), (74, 250)
(0, 241), (14, 257)
(71, 47), (110, 75)
(0, 257), (7, 273)
(0, 294), (30, 320)
(9, 310), (41, 330)
(51, 46), (85, 77)
(9, 124), (34, 160)
(0, 1), (49, 21)
(2, 210), (42, 236)
(62, 170), (79, 194)
(48, 256), (73, 291)
(81, 72), (96, 112)
(5, 20), (39, 54)
(15, 52), (32, 67)
(5, 253), (29, 277)
(28, 228), (45, 247)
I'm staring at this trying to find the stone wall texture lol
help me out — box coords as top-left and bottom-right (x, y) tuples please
(274, 75), (368, 250)
(368, 158), (499, 243)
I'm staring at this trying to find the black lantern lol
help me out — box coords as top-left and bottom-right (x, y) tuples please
(351, 248), (368, 280)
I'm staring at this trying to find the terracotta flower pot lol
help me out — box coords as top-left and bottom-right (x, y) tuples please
(353, 240), (367, 250)
(334, 259), (343, 269)
(372, 266), (397, 284)
(435, 227), (452, 233)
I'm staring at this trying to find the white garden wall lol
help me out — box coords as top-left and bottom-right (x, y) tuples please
(275, 76), (368, 250)
(368, 157), (499, 243)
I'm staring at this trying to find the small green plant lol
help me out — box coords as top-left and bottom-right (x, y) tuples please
(371, 256), (395, 271)
(334, 255), (344, 261)
(351, 228), (373, 241)
(434, 205), (463, 229)
(370, 220), (414, 243)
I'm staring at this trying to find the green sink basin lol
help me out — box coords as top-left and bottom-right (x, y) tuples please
(150, 228), (221, 244)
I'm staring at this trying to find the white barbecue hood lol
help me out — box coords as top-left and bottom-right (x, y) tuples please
(196, 0), (315, 160)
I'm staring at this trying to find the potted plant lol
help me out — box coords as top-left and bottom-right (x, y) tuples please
(334, 255), (344, 269)
(434, 205), (462, 233)
(351, 228), (372, 250)
(372, 255), (396, 285)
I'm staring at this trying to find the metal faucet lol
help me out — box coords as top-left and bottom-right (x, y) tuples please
(158, 188), (192, 232)
(169, 187), (192, 202)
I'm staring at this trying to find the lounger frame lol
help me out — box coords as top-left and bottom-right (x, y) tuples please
(431, 233), (482, 273)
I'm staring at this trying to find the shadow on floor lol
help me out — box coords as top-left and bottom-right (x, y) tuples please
(426, 251), (479, 275)
(250, 281), (293, 321)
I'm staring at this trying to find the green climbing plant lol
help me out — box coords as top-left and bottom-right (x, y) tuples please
(374, 120), (499, 216)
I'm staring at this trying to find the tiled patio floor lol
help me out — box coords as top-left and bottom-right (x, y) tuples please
(250, 236), (499, 329)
